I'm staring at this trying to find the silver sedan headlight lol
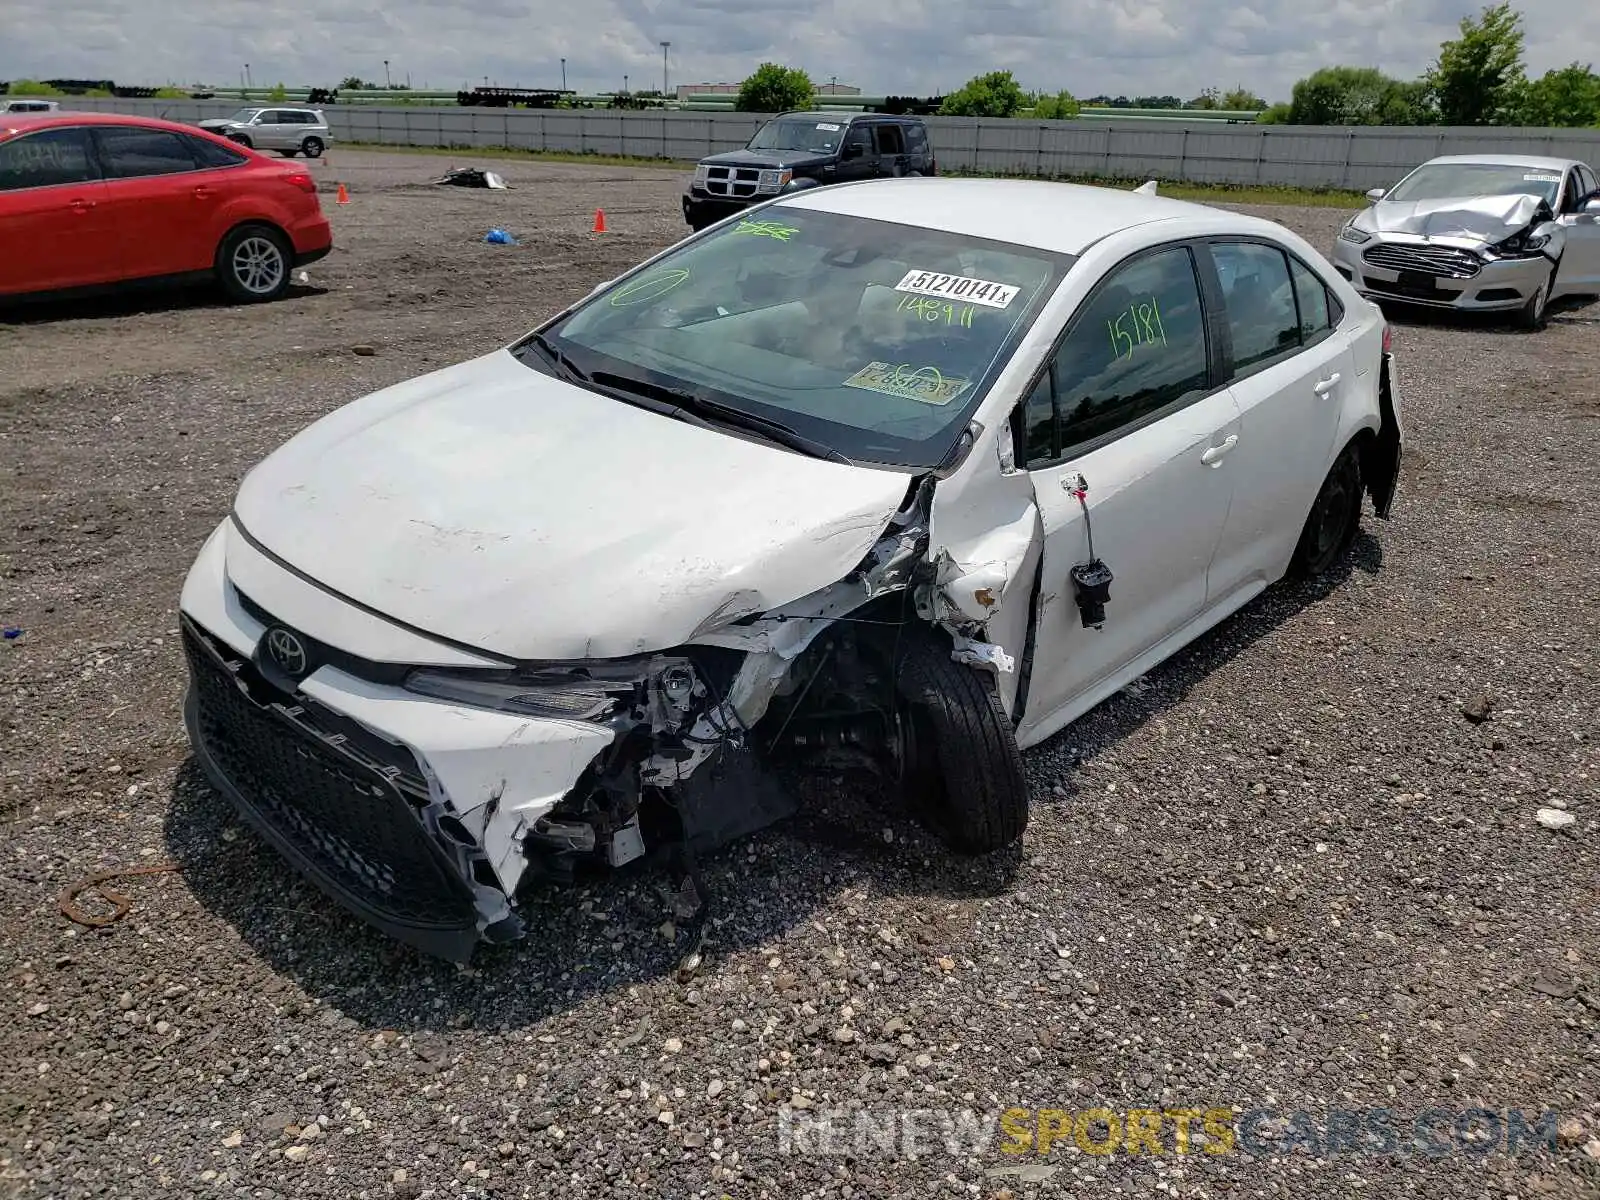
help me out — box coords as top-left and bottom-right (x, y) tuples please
(1338, 221), (1372, 245)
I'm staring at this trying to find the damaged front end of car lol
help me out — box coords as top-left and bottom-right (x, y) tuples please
(183, 470), (1029, 965)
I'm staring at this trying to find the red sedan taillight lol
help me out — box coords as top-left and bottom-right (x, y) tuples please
(1382, 323), (1393, 354)
(282, 170), (317, 194)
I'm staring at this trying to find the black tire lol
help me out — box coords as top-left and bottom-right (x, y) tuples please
(1289, 440), (1364, 577)
(1513, 262), (1555, 331)
(215, 224), (292, 304)
(230, 133), (252, 148)
(301, 136), (324, 159)
(892, 629), (1029, 855)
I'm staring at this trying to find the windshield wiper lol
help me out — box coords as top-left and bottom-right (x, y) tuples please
(589, 371), (852, 464)
(522, 333), (591, 383)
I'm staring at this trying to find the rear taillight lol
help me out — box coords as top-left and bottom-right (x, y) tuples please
(283, 171), (316, 194)
(1381, 323), (1393, 354)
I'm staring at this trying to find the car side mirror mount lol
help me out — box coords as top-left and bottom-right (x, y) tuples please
(1366, 188), (1386, 203)
(843, 142), (864, 160)
(1582, 195), (1600, 216)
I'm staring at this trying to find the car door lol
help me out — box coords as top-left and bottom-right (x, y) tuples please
(1555, 164), (1600, 294)
(873, 122), (909, 176)
(92, 125), (213, 279)
(249, 110), (286, 150)
(1200, 239), (1355, 598)
(837, 123), (877, 181)
(0, 125), (118, 294)
(1019, 242), (1242, 731)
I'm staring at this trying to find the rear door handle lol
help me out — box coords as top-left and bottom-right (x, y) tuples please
(67, 198), (95, 212)
(1314, 372), (1342, 395)
(1201, 434), (1238, 466)
(193, 186), (214, 198)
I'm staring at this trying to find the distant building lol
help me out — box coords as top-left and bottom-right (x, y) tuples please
(676, 80), (860, 99)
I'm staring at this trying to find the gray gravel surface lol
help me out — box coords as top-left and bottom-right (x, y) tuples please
(2, 150), (1598, 1199)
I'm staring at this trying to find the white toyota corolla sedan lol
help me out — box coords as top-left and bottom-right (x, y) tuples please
(179, 177), (1404, 961)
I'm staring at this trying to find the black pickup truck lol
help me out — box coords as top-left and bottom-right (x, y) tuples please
(682, 111), (936, 231)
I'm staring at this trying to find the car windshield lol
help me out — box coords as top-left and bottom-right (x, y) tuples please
(521, 207), (1071, 468)
(229, 108), (262, 123)
(746, 118), (848, 155)
(1386, 163), (1561, 206)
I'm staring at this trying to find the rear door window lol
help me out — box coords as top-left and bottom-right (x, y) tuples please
(95, 126), (200, 178)
(185, 134), (248, 168)
(0, 127), (96, 189)
(1209, 241), (1301, 377)
(874, 124), (905, 155)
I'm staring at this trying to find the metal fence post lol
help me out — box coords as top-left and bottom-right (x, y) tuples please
(1102, 126), (1113, 178)
(1035, 123), (1045, 178)
(1179, 128), (1188, 181)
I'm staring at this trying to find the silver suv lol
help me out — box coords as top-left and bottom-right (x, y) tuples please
(197, 107), (332, 158)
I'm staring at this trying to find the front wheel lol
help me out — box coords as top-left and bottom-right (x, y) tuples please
(215, 224), (292, 303)
(1513, 262), (1555, 331)
(229, 133), (253, 149)
(892, 629), (1029, 855)
(1289, 441), (1364, 577)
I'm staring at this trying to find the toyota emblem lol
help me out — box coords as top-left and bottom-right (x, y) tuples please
(265, 627), (309, 677)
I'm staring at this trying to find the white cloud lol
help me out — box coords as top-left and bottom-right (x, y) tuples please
(0, 0), (1593, 103)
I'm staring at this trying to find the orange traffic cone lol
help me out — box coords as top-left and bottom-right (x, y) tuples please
(592, 208), (607, 233)
(336, 183), (350, 206)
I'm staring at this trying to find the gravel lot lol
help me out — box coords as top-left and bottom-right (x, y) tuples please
(3, 149), (1598, 1200)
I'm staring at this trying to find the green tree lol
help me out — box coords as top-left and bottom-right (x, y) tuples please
(1428, 2), (1526, 125)
(1287, 66), (1434, 124)
(268, 82), (288, 101)
(339, 76), (371, 90)
(1256, 102), (1292, 124)
(6, 79), (63, 96)
(1221, 86), (1266, 110)
(940, 70), (1027, 117)
(1187, 87), (1221, 109)
(1516, 62), (1600, 126)
(735, 63), (813, 112)
(1030, 89), (1081, 119)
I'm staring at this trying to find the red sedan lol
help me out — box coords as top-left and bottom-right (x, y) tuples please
(0, 111), (332, 305)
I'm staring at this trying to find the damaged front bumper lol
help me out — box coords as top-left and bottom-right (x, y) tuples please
(178, 476), (1018, 963)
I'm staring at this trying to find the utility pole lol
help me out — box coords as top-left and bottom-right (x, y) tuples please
(623, 73), (628, 94)
(561, 58), (567, 91)
(661, 41), (670, 98)
(244, 63), (252, 87)
(383, 59), (391, 88)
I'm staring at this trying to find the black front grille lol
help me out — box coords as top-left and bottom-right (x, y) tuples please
(704, 165), (761, 197)
(183, 619), (476, 933)
(1363, 243), (1482, 279)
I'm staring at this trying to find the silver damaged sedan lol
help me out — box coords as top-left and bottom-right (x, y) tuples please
(1330, 154), (1600, 328)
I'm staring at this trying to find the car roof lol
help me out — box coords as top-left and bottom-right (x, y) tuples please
(0, 110), (226, 140)
(772, 110), (907, 124)
(771, 176), (1228, 256)
(1421, 153), (1582, 172)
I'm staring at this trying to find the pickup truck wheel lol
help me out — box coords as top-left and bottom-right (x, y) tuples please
(301, 136), (324, 159)
(216, 224), (292, 303)
(1289, 441), (1363, 578)
(891, 629), (1029, 855)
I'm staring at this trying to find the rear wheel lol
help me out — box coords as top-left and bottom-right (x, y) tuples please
(891, 629), (1029, 855)
(215, 224), (292, 303)
(1289, 441), (1364, 577)
(301, 136), (324, 159)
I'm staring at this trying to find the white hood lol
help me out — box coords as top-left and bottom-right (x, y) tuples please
(230, 349), (910, 660)
(1356, 193), (1550, 242)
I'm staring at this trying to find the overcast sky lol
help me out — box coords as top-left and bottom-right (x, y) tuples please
(1, 0), (1594, 102)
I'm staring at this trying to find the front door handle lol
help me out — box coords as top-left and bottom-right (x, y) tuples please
(193, 186), (214, 199)
(1314, 372), (1342, 395)
(1201, 434), (1238, 466)
(67, 198), (96, 212)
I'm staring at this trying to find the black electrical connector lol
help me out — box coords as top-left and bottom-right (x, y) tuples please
(1065, 472), (1113, 629)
